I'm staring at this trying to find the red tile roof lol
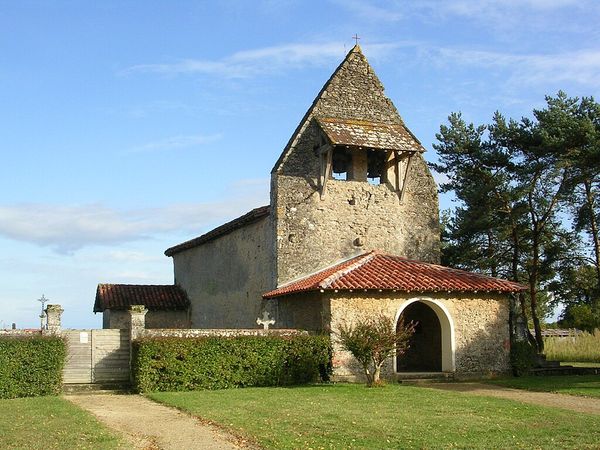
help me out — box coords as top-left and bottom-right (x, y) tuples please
(263, 251), (526, 299)
(165, 206), (270, 256)
(94, 284), (190, 312)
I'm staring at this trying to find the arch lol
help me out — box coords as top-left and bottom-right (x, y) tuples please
(394, 297), (455, 372)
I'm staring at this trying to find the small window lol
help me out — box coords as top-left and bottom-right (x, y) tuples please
(332, 147), (352, 181)
(367, 150), (386, 185)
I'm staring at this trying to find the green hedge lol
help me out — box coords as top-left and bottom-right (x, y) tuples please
(132, 334), (331, 392)
(0, 335), (66, 398)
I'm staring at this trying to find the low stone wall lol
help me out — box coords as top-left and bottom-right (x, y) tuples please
(0, 330), (42, 337)
(139, 328), (307, 338)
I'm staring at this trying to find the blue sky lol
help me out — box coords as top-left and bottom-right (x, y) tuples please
(1, 1), (599, 328)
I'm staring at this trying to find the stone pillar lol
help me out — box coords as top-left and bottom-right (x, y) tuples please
(44, 304), (63, 335)
(128, 305), (148, 341)
(128, 305), (147, 384)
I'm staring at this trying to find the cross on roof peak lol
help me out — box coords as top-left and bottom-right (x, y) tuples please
(352, 34), (360, 45)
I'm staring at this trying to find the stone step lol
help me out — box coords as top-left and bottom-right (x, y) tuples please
(394, 372), (455, 383)
(63, 383), (133, 395)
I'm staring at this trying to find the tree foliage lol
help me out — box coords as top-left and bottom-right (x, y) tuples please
(433, 92), (600, 352)
(338, 314), (416, 387)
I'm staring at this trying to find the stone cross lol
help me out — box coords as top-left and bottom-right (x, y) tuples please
(256, 311), (275, 330)
(38, 294), (48, 330)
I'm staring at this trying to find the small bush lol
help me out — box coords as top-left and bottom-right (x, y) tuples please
(510, 341), (537, 376)
(132, 334), (331, 392)
(338, 315), (416, 387)
(0, 335), (66, 398)
(544, 329), (600, 362)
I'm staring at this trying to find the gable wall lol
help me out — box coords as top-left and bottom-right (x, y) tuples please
(272, 50), (439, 285)
(171, 215), (275, 328)
(101, 309), (189, 329)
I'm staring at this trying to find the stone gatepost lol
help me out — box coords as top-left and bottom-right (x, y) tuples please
(44, 304), (63, 335)
(128, 305), (148, 383)
(128, 305), (148, 341)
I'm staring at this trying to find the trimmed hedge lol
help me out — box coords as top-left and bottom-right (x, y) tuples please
(0, 335), (66, 398)
(132, 334), (331, 392)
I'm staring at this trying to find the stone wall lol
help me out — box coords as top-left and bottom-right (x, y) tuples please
(273, 156), (439, 284)
(139, 328), (306, 339)
(172, 215), (275, 328)
(271, 47), (439, 285)
(0, 329), (41, 337)
(102, 309), (189, 329)
(326, 292), (511, 381)
(274, 291), (330, 332)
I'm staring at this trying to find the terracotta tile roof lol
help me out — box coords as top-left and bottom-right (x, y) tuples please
(165, 206), (270, 257)
(316, 118), (424, 153)
(94, 284), (190, 312)
(263, 251), (526, 299)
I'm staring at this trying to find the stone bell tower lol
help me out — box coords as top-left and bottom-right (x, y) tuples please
(270, 45), (440, 285)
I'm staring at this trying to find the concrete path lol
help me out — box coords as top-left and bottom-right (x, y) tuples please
(427, 382), (600, 415)
(66, 394), (246, 450)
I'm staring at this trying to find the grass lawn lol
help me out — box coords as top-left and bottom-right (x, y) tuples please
(149, 383), (600, 449)
(487, 375), (600, 399)
(0, 396), (125, 449)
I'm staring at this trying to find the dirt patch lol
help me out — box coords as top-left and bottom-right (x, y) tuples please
(427, 382), (600, 415)
(66, 394), (252, 450)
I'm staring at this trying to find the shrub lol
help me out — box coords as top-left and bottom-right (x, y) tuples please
(0, 335), (66, 398)
(338, 315), (416, 387)
(510, 341), (537, 376)
(132, 334), (331, 392)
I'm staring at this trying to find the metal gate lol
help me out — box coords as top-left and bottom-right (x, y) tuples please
(63, 329), (130, 384)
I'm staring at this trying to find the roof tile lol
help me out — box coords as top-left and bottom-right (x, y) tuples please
(263, 251), (526, 298)
(94, 284), (190, 312)
(316, 118), (424, 153)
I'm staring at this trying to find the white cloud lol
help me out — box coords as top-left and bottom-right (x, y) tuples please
(330, 0), (404, 22)
(332, 0), (597, 33)
(121, 42), (351, 79)
(435, 47), (600, 88)
(121, 39), (426, 82)
(0, 179), (269, 254)
(434, 0), (581, 17)
(105, 250), (162, 263)
(122, 33), (600, 91)
(128, 133), (222, 153)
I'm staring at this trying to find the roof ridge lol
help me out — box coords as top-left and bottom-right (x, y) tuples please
(319, 250), (376, 289)
(165, 205), (270, 256)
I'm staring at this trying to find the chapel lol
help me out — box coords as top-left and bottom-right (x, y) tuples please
(95, 45), (525, 379)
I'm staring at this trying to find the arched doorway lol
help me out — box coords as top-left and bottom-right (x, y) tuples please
(395, 299), (455, 372)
